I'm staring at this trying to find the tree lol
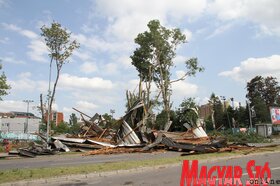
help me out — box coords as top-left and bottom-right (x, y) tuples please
(247, 76), (280, 106)
(155, 110), (177, 130)
(174, 98), (198, 131)
(68, 113), (80, 134)
(54, 121), (70, 134)
(234, 105), (248, 128)
(102, 113), (119, 130)
(209, 93), (224, 129)
(224, 106), (234, 129)
(131, 20), (204, 130)
(246, 76), (280, 123)
(69, 113), (78, 126)
(0, 63), (11, 100)
(251, 96), (270, 123)
(40, 22), (79, 129)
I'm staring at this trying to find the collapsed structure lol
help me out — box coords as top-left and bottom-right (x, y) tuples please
(4, 99), (276, 158)
(5, 99), (235, 158)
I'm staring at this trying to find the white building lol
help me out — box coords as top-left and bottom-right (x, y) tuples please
(0, 112), (41, 134)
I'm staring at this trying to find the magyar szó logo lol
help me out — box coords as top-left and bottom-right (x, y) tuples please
(180, 160), (272, 186)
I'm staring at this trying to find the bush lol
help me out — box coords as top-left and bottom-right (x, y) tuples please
(52, 122), (71, 134)
(205, 119), (214, 131)
(209, 130), (271, 143)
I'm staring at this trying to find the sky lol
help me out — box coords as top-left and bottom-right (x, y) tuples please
(0, 0), (280, 120)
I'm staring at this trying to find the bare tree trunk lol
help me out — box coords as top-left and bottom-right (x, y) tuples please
(126, 90), (131, 109)
(211, 110), (216, 129)
(157, 61), (171, 130)
(40, 93), (46, 124)
(49, 65), (60, 114)
(146, 66), (152, 109)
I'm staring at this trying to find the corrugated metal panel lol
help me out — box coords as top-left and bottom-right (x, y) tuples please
(86, 139), (116, 147)
(51, 136), (86, 143)
(117, 121), (141, 145)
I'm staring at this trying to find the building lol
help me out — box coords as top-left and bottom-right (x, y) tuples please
(0, 118), (40, 134)
(0, 112), (40, 134)
(199, 104), (212, 120)
(44, 111), (64, 126)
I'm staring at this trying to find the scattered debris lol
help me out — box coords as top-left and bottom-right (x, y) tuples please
(84, 147), (146, 155)
(17, 148), (36, 158)
(116, 121), (141, 146)
(3, 100), (279, 158)
(53, 140), (70, 152)
(18, 142), (59, 157)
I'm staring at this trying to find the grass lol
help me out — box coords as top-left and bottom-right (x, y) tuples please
(0, 146), (280, 184)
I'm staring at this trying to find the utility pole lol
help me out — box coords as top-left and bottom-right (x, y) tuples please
(23, 100), (34, 133)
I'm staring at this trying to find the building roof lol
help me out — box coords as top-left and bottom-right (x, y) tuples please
(0, 111), (40, 119)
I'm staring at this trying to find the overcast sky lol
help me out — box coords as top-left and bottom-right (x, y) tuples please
(0, 0), (280, 120)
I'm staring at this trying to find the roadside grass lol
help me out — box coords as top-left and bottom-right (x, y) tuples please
(0, 146), (279, 184)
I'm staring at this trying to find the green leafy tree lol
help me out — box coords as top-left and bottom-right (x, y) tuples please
(102, 113), (119, 130)
(69, 113), (78, 126)
(131, 20), (204, 129)
(155, 110), (176, 130)
(205, 116), (214, 131)
(68, 113), (80, 134)
(246, 76), (280, 123)
(234, 105), (248, 127)
(54, 122), (70, 134)
(0, 63), (11, 100)
(247, 76), (280, 106)
(40, 22), (80, 124)
(174, 98), (198, 131)
(251, 96), (270, 123)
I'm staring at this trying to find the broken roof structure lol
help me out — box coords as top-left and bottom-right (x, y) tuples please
(4, 100), (272, 158)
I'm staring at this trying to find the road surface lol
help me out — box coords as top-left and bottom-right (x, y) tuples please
(2, 151), (280, 186)
(0, 151), (179, 170)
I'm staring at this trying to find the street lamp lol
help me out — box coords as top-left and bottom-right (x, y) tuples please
(23, 100), (34, 133)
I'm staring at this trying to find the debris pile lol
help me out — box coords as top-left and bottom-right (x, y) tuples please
(3, 100), (275, 158)
(72, 108), (112, 139)
(8, 141), (59, 158)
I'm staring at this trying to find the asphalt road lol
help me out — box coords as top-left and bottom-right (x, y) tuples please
(3, 151), (280, 186)
(0, 151), (179, 170)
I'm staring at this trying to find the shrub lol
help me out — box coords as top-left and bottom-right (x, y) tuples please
(209, 130), (270, 143)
